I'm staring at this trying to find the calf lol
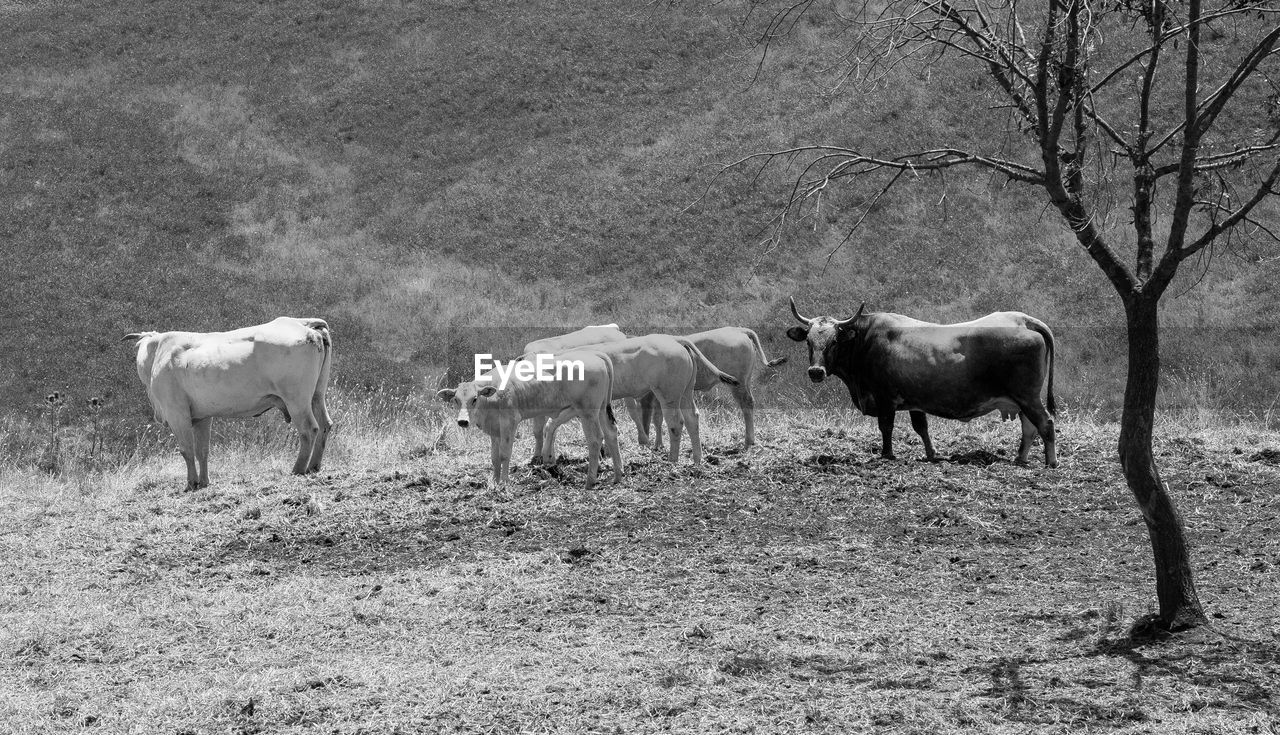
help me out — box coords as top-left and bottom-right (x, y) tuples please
(641, 327), (785, 450)
(520, 324), (645, 458)
(437, 349), (621, 489)
(542, 334), (739, 466)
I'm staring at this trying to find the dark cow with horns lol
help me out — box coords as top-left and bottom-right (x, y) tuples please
(786, 297), (1058, 467)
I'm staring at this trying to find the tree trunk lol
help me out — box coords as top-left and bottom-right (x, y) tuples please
(1118, 294), (1207, 631)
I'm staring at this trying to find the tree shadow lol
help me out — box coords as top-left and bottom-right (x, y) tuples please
(1086, 626), (1280, 716)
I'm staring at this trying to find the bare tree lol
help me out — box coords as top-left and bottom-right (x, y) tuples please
(719, 0), (1280, 631)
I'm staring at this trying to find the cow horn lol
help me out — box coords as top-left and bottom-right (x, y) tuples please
(836, 302), (865, 329)
(789, 296), (812, 325)
(121, 333), (146, 343)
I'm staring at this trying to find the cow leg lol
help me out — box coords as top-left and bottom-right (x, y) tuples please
(489, 436), (503, 488)
(542, 409), (578, 464)
(286, 399), (319, 476)
(686, 404), (706, 466)
(1018, 404), (1058, 468)
(1016, 414), (1036, 465)
(166, 412), (199, 491)
(626, 396), (649, 448)
(497, 425), (516, 487)
(655, 396), (665, 455)
(581, 413), (602, 490)
(661, 399), (684, 464)
(877, 412), (897, 460)
(601, 406), (623, 483)
(1043, 417), (1058, 468)
(192, 418), (212, 488)
(731, 384), (756, 447)
(638, 393), (660, 450)
(681, 395), (702, 467)
(306, 390), (332, 473)
(908, 410), (937, 461)
(531, 415), (548, 465)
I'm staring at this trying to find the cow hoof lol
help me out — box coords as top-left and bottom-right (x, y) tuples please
(880, 454), (897, 461)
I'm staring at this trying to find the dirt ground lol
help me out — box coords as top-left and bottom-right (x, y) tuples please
(3, 412), (1279, 733)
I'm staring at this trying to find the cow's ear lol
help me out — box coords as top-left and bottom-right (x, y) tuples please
(785, 326), (808, 342)
(477, 385), (499, 398)
(436, 389), (456, 402)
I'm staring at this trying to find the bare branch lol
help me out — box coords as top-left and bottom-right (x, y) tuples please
(1153, 143), (1280, 177)
(822, 169), (908, 272)
(1181, 156), (1280, 256)
(1082, 98), (1132, 154)
(1150, 154), (1280, 291)
(1191, 28), (1280, 137)
(1165, 0), (1206, 256)
(745, 0), (821, 85)
(1087, 5), (1280, 95)
(718, 0), (1278, 300)
(1147, 25), (1280, 160)
(1131, 0), (1167, 282)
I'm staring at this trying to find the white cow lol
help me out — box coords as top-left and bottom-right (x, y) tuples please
(542, 334), (739, 466)
(437, 348), (621, 489)
(521, 324), (626, 357)
(643, 327), (786, 450)
(520, 324), (646, 459)
(123, 317), (334, 490)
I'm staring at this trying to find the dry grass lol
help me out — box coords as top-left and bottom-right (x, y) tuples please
(3, 397), (1280, 733)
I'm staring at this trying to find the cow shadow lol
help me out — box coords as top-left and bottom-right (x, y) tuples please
(806, 448), (1011, 466)
(943, 449), (1008, 466)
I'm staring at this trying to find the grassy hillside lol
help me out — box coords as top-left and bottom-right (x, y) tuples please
(2, 0), (1277, 423)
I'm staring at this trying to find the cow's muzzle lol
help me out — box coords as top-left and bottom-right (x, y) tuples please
(807, 366), (827, 383)
(457, 418), (470, 428)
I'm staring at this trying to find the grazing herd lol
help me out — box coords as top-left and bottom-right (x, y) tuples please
(122, 300), (1059, 490)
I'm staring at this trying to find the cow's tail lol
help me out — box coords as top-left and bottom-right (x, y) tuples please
(1027, 318), (1056, 416)
(743, 328), (787, 368)
(678, 338), (739, 386)
(307, 320), (335, 397)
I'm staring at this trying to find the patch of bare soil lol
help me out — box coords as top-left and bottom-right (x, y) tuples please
(10, 418), (1280, 733)
(185, 422), (1280, 730)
